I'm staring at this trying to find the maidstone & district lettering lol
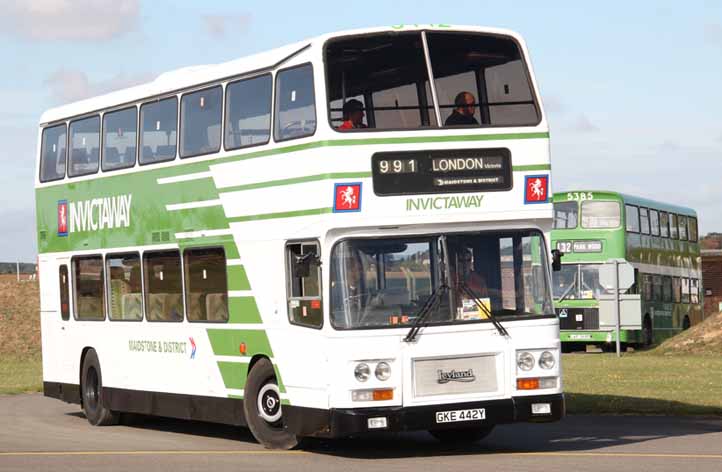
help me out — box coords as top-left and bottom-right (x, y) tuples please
(129, 339), (187, 355)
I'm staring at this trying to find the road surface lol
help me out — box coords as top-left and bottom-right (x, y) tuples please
(1, 394), (721, 471)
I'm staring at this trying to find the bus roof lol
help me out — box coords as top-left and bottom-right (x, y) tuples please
(39, 25), (526, 125)
(553, 190), (696, 217)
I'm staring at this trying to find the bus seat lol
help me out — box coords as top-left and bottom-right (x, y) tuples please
(72, 148), (88, 164)
(104, 147), (120, 164)
(206, 293), (228, 321)
(155, 145), (175, 160)
(142, 146), (154, 161)
(125, 146), (136, 162)
(187, 292), (204, 320)
(166, 293), (183, 321)
(372, 288), (410, 307)
(121, 293), (142, 320)
(90, 147), (99, 159)
(77, 296), (102, 318)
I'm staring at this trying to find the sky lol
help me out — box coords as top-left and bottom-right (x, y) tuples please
(1, 0), (721, 261)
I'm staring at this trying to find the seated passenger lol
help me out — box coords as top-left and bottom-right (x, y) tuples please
(444, 92), (479, 126)
(338, 99), (367, 130)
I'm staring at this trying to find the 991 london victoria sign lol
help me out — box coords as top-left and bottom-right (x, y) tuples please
(371, 148), (513, 196)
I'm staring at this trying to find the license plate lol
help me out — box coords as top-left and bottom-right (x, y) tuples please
(435, 408), (486, 424)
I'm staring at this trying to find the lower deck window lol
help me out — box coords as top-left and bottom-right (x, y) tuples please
(184, 247), (228, 322)
(143, 251), (183, 322)
(286, 242), (323, 328)
(107, 253), (143, 321)
(73, 256), (105, 320)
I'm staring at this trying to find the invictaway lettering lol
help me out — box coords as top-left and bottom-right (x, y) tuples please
(69, 194), (133, 233)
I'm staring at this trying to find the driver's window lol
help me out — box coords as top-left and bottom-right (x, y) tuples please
(286, 241), (323, 328)
(274, 64), (316, 142)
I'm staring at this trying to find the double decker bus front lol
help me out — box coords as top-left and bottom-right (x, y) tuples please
(551, 192), (626, 344)
(284, 26), (563, 438)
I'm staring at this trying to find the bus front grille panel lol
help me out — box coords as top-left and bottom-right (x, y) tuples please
(558, 308), (599, 330)
(413, 355), (498, 398)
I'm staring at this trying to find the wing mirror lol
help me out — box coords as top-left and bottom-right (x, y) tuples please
(551, 249), (563, 272)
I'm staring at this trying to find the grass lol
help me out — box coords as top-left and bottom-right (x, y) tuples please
(563, 352), (722, 416)
(0, 355), (43, 394)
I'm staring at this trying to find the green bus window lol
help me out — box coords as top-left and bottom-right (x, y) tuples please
(140, 97), (177, 164)
(73, 256), (105, 321)
(669, 214), (678, 239)
(689, 217), (698, 242)
(553, 201), (577, 229)
(106, 253), (142, 321)
(639, 208), (650, 235)
(681, 278), (690, 304)
(102, 106), (137, 171)
(649, 210), (660, 236)
(286, 241), (322, 328)
(625, 205), (639, 233)
(672, 277), (681, 303)
(678, 215), (688, 241)
(275, 64), (316, 141)
(59, 265), (70, 321)
(68, 115), (100, 177)
(581, 201), (620, 229)
(183, 248), (228, 322)
(659, 212), (670, 238)
(225, 74), (272, 150)
(662, 276), (673, 302)
(40, 124), (67, 182)
(180, 85), (222, 158)
(143, 251), (183, 322)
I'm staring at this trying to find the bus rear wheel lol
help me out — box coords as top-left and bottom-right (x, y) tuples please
(243, 358), (298, 450)
(81, 349), (119, 426)
(683, 316), (691, 330)
(428, 425), (495, 443)
(642, 315), (653, 347)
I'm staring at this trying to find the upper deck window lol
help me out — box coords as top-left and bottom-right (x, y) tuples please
(40, 123), (67, 182)
(553, 201), (577, 229)
(659, 211), (670, 238)
(68, 115), (100, 177)
(225, 74), (272, 150)
(325, 32), (539, 131)
(275, 64), (316, 141)
(669, 213), (678, 239)
(625, 205), (639, 233)
(140, 97), (177, 165)
(181, 86), (222, 158)
(678, 215), (688, 241)
(581, 201), (620, 229)
(102, 107), (137, 171)
(639, 208), (650, 235)
(689, 217), (698, 242)
(649, 209), (660, 236)
(427, 32), (539, 127)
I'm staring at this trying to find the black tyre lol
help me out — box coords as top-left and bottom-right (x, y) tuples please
(642, 315), (653, 347)
(683, 316), (691, 330)
(81, 349), (119, 426)
(243, 358), (298, 450)
(428, 425), (494, 443)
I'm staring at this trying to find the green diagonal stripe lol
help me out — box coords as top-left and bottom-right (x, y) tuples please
(207, 329), (274, 357)
(228, 207), (333, 223)
(227, 265), (251, 291)
(228, 297), (262, 323)
(218, 361), (247, 390)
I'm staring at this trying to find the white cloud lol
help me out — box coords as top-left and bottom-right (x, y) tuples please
(44, 69), (154, 104)
(0, 0), (140, 41)
(202, 13), (251, 39)
(569, 114), (599, 133)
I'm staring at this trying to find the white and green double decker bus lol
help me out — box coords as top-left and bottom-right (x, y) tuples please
(36, 25), (562, 449)
(552, 190), (702, 349)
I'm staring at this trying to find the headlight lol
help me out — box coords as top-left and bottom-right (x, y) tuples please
(539, 351), (556, 369)
(517, 352), (535, 371)
(354, 363), (370, 382)
(375, 362), (391, 381)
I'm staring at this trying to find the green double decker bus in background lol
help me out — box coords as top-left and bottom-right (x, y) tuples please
(551, 190), (703, 350)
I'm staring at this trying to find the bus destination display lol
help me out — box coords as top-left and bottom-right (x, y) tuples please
(372, 148), (512, 196)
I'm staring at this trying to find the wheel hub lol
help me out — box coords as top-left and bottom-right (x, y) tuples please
(257, 383), (282, 424)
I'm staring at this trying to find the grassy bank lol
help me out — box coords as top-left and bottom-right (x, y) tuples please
(563, 353), (722, 416)
(0, 356), (43, 394)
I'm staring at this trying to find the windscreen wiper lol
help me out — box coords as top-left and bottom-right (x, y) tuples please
(404, 235), (450, 343)
(403, 283), (448, 343)
(557, 280), (577, 303)
(458, 281), (509, 338)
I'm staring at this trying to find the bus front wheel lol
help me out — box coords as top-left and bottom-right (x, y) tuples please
(642, 315), (653, 347)
(429, 425), (495, 443)
(81, 349), (119, 426)
(243, 358), (298, 450)
(683, 316), (691, 330)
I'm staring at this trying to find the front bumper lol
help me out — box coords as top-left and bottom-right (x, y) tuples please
(285, 393), (564, 438)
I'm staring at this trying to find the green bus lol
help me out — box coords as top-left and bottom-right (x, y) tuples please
(551, 190), (702, 348)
